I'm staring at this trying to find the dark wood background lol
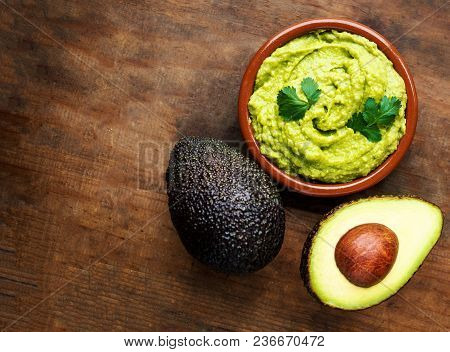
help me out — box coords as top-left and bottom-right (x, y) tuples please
(0, 0), (448, 331)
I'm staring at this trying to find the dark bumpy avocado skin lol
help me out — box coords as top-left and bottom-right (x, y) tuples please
(166, 137), (285, 273)
(300, 217), (322, 304)
(300, 195), (444, 310)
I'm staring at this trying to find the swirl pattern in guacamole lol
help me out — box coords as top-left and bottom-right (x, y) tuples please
(248, 30), (407, 183)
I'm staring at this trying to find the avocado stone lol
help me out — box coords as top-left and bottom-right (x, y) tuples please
(300, 196), (443, 310)
(166, 136), (285, 273)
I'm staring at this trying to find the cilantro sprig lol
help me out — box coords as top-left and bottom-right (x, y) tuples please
(347, 96), (401, 142)
(301, 77), (321, 106)
(277, 77), (321, 121)
(277, 77), (401, 143)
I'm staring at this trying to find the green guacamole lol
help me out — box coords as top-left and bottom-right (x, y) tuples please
(249, 30), (407, 183)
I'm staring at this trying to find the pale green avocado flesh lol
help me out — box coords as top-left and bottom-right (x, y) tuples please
(304, 197), (443, 310)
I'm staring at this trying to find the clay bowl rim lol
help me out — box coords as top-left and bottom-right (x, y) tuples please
(238, 18), (418, 197)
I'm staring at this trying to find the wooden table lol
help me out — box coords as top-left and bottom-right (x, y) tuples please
(0, 0), (448, 331)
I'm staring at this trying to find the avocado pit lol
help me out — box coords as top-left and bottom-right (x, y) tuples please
(335, 223), (399, 288)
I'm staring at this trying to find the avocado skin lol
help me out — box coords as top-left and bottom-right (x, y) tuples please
(300, 216), (322, 304)
(166, 136), (285, 273)
(300, 195), (444, 310)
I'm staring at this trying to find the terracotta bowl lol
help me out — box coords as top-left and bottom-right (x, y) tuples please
(238, 18), (418, 197)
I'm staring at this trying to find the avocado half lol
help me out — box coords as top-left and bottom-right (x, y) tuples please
(300, 196), (444, 310)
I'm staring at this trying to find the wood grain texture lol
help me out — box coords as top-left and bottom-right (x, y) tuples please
(0, 0), (448, 331)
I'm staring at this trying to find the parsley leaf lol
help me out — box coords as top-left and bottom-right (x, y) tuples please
(277, 86), (309, 121)
(347, 112), (367, 132)
(347, 96), (401, 142)
(377, 96), (402, 126)
(362, 98), (379, 125)
(301, 77), (321, 106)
(277, 77), (321, 121)
(347, 113), (382, 142)
(360, 125), (382, 142)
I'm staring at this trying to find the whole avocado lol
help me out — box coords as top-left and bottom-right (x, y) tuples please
(166, 136), (285, 273)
